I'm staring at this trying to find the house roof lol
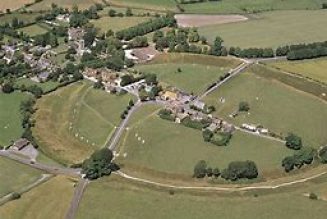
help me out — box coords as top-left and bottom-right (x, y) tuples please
(13, 138), (30, 150)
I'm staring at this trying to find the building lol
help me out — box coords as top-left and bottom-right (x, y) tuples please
(12, 138), (30, 151)
(175, 113), (188, 124)
(192, 100), (206, 111)
(161, 91), (178, 101)
(56, 14), (70, 23)
(241, 123), (257, 132)
(68, 27), (85, 41)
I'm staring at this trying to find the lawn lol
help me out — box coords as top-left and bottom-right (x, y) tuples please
(33, 81), (133, 164)
(204, 71), (327, 148)
(18, 24), (48, 37)
(76, 175), (327, 219)
(15, 78), (60, 93)
(0, 157), (43, 197)
(199, 10), (327, 48)
(109, 0), (177, 11)
(0, 92), (30, 146)
(116, 104), (292, 177)
(28, 0), (103, 11)
(181, 0), (327, 14)
(0, 175), (76, 219)
(267, 58), (327, 84)
(90, 16), (150, 33)
(135, 53), (241, 95)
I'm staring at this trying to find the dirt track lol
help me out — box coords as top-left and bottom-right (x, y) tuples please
(175, 14), (248, 27)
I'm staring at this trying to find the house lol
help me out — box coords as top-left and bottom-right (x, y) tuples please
(84, 68), (99, 78)
(161, 91), (178, 101)
(207, 123), (219, 132)
(222, 122), (235, 134)
(12, 138), (30, 151)
(56, 14), (70, 23)
(68, 27), (85, 41)
(192, 100), (206, 111)
(241, 123), (257, 132)
(175, 113), (188, 123)
(258, 128), (269, 134)
(38, 71), (50, 82)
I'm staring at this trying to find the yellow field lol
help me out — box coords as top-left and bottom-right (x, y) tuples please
(0, 176), (76, 219)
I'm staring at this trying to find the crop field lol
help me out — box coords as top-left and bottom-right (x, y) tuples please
(181, 0), (327, 14)
(18, 24), (48, 37)
(28, 0), (103, 11)
(76, 175), (327, 219)
(267, 58), (327, 84)
(0, 92), (30, 146)
(135, 53), (241, 95)
(204, 71), (327, 148)
(109, 0), (177, 11)
(0, 1), (33, 11)
(15, 78), (60, 93)
(199, 10), (327, 48)
(33, 81), (132, 164)
(0, 157), (43, 197)
(116, 104), (291, 178)
(90, 16), (150, 33)
(0, 176), (76, 219)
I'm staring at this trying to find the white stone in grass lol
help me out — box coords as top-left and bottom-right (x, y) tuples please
(80, 136), (84, 140)
(75, 133), (79, 137)
(248, 112), (250, 115)
(256, 97), (259, 100)
(135, 133), (138, 137)
(142, 140), (145, 144)
(138, 137), (141, 141)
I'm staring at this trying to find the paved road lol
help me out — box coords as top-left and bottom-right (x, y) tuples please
(235, 127), (286, 143)
(0, 150), (80, 177)
(65, 178), (89, 219)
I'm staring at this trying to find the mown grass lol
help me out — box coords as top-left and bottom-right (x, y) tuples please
(116, 104), (291, 177)
(181, 0), (327, 14)
(0, 157), (43, 197)
(267, 58), (327, 84)
(199, 10), (327, 48)
(76, 175), (327, 219)
(0, 176), (76, 219)
(0, 92), (30, 146)
(204, 70), (327, 149)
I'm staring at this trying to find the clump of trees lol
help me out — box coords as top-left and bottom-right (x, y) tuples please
(221, 160), (258, 181)
(158, 109), (175, 121)
(82, 148), (120, 180)
(239, 101), (250, 112)
(229, 47), (274, 58)
(285, 133), (302, 150)
(193, 160), (220, 178)
(282, 147), (315, 172)
(318, 146), (327, 163)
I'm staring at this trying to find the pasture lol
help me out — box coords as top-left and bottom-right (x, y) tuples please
(135, 53), (241, 95)
(0, 176), (76, 219)
(0, 92), (30, 146)
(199, 10), (327, 48)
(0, 12), (43, 25)
(204, 71), (327, 148)
(109, 0), (177, 11)
(0, 157), (42, 197)
(18, 24), (48, 37)
(267, 58), (327, 84)
(76, 175), (327, 219)
(181, 0), (327, 14)
(0, 1), (33, 12)
(28, 0), (102, 11)
(33, 81), (132, 164)
(116, 104), (291, 178)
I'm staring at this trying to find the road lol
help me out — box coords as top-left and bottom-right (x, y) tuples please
(65, 178), (89, 219)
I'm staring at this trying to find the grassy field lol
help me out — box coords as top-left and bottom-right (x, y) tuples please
(199, 10), (327, 48)
(204, 71), (327, 148)
(181, 0), (327, 14)
(109, 0), (177, 11)
(116, 104), (291, 177)
(28, 0), (102, 11)
(0, 176), (76, 219)
(0, 12), (43, 25)
(0, 92), (30, 146)
(0, 1), (33, 11)
(135, 53), (241, 95)
(15, 78), (60, 93)
(267, 58), (327, 84)
(0, 157), (43, 197)
(76, 175), (327, 219)
(33, 81), (132, 164)
(91, 16), (150, 33)
(18, 24), (48, 37)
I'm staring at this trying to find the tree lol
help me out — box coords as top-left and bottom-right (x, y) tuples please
(193, 160), (207, 178)
(145, 74), (157, 85)
(211, 36), (223, 56)
(239, 101), (250, 112)
(319, 146), (327, 163)
(2, 82), (14, 93)
(285, 133), (302, 150)
(213, 168), (220, 178)
(206, 167), (213, 177)
(202, 129), (213, 142)
(125, 8), (133, 16)
(221, 160), (258, 181)
(108, 9), (116, 17)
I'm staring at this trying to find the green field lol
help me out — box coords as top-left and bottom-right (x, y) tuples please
(0, 176), (75, 219)
(204, 70), (327, 148)
(116, 104), (291, 177)
(0, 12), (43, 25)
(0, 92), (30, 146)
(33, 81), (132, 164)
(181, 0), (327, 14)
(76, 175), (327, 219)
(267, 58), (327, 84)
(199, 10), (327, 48)
(18, 24), (48, 37)
(135, 53), (241, 95)
(28, 0), (103, 10)
(90, 16), (150, 33)
(0, 157), (43, 197)
(109, 0), (177, 11)
(15, 78), (60, 93)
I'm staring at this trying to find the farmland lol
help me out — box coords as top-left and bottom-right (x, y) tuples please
(33, 81), (132, 164)
(109, 0), (177, 11)
(0, 1), (33, 11)
(199, 10), (327, 48)
(18, 24), (48, 37)
(204, 70), (327, 149)
(267, 58), (327, 84)
(28, 0), (103, 11)
(0, 157), (43, 197)
(0, 92), (30, 146)
(135, 53), (241, 95)
(0, 176), (76, 219)
(0, 12), (43, 25)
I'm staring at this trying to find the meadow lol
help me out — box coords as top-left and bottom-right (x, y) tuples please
(181, 0), (327, 14)
(204, 70), (327, 148)
(109, 0), (177, 11)
(0, 12), (43, 25)
(0, 176), (76, 219)
(0, 92), (30, 146)
(28, 0), (102, 11)
(116, 104), (292, 178)
(15, 78), (60, 93)
(33, 81), (132, 164)
(199, 10), (327, 48)
(0, 157), (43, 197)
(267, 58), (327, 84)
(135, 53), (241, 95)
(76, 175), (327, 219)
(18, 24), (48, 37)
(0, 1), (33, 11)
